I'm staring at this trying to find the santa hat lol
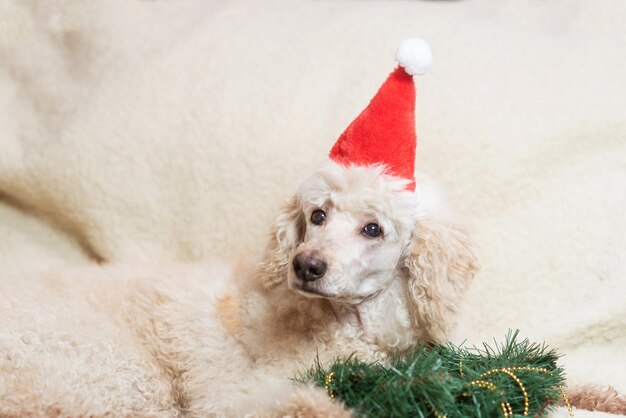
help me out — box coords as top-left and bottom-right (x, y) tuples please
(329, 38), (432, 191)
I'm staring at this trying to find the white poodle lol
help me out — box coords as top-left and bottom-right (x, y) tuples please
(0, 163), (478, 417)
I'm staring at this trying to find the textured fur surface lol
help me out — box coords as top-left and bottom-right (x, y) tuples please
(1, 1), (624, 417)
(0, 164), (478, 417)
(568, 385), (626, 415)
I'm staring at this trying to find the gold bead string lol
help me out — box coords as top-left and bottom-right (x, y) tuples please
(559, 385), (574, 417)
(500, 401), (513, 417)
(502, 366), (573, 418)
(324, 371), (335, 401)
(500, 402), (509, 417)
(464, 366), (573, 418)
(469, 379), (498, 391)
(481, 368), (530, 416)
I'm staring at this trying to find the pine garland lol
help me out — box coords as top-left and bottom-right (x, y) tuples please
(298, 331), (571, 418)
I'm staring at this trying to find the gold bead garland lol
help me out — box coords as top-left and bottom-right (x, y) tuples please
(481, 368), (530, 416)
(325, 371), (335, 401)
(500, 401), (514, 417)
(465, 365), (574, 418)
(469, 379), (498, 391)
(559, 385), (575, 417)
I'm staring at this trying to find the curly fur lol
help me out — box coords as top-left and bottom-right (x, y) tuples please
(405, 218), (479, 343)
(568, 384), (626, 415)
(0, 163), (478, 417)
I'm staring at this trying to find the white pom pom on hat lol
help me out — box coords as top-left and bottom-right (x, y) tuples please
(395, 37), (432, 76)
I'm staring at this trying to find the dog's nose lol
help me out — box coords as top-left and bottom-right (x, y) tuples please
(293, 253), (327, 282)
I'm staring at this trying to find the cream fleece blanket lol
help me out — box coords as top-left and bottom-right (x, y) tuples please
(1, 0), (625, 416)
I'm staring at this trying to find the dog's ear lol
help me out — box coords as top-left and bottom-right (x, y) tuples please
(403, 217), (479, 343)
(259, 195), (304, 288)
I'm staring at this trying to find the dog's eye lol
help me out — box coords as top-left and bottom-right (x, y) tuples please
(363, 223), (382, 238)
(310, 210), (326, 225)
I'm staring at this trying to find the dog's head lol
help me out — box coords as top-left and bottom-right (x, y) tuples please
(260, 162), (479, 342)
(287, 164), (417, 303)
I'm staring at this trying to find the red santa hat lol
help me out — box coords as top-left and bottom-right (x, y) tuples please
(329, 38), (432, 191)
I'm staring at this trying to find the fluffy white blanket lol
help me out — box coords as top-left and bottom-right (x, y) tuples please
(1, 1), (624, 416)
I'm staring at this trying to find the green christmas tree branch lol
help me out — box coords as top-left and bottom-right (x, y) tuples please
(297, 330), (568, 418)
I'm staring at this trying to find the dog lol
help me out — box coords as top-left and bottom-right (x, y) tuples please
(0, 162), (479, 417)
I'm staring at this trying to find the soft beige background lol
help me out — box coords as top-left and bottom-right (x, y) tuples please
(1, 1), (625, 416)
